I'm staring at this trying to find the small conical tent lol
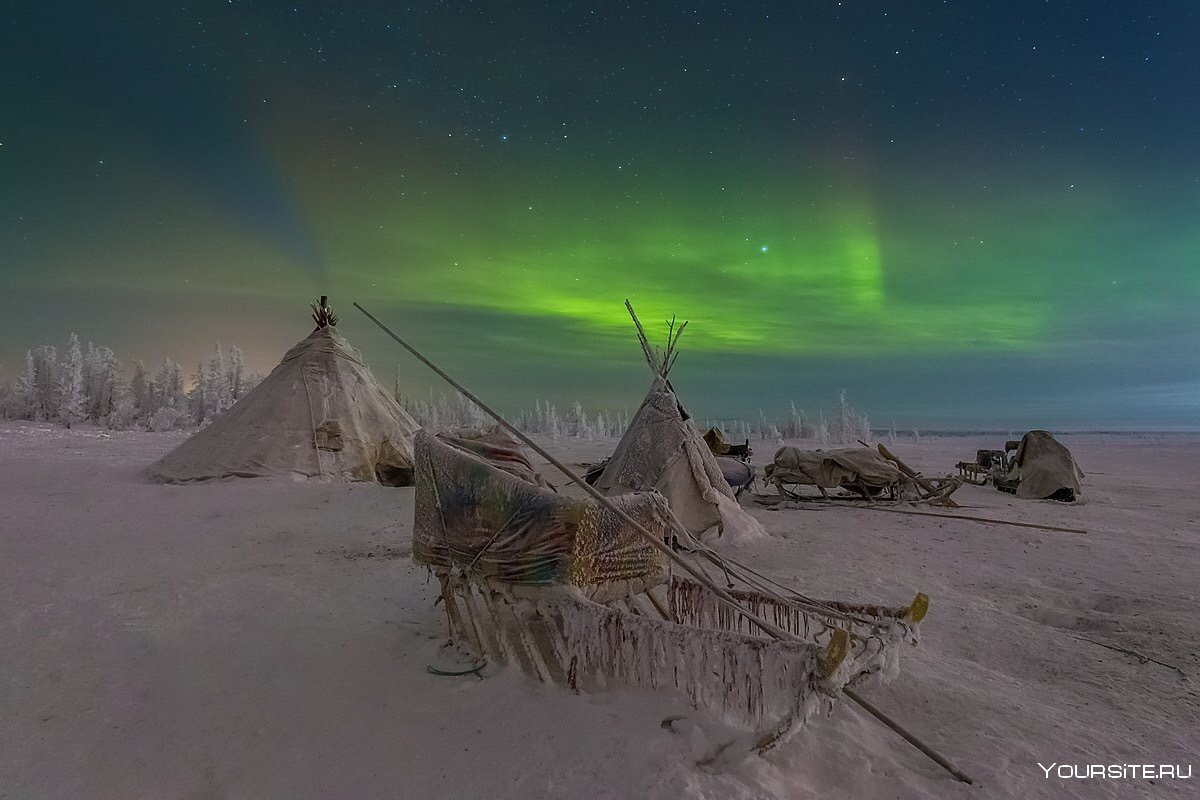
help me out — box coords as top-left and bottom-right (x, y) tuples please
(594, 302), (763, 538)
(149, 298), (419, 485)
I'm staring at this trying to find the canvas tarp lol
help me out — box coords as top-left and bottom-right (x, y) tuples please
(703, 426), (732, 455)
(413, 431), (670, 598)
(769, 446), (902, 490)
(1009, 430), (1084, 499)
(594, 377), (762, 537)
(149, 327), (419, 485)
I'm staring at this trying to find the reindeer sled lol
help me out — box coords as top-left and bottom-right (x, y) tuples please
(414, 430), (926, 751)
(764, 445), (962, 506)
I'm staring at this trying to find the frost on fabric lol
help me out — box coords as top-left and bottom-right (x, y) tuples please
(551, 592), (822, 731)
(667, 577), (916, 689)
(435, 575), (918, 746)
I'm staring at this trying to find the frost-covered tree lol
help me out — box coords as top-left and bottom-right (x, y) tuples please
(815, 416), (830, 446)
(821, 389), (873, 445)
(1, 337), (265, 430)
(832, 390), (853, 444)
(92, 346), (120, 421)
(858, 413), (873, 445)
(14, 350), (37, 419)
(188, 361), (207, 425)
(207, 344), (233, 417)
(226, 346), (246, 401)
(105, 378), (135, 429)
(58, 334), (86, 427)
(185, 346), (240, 427)
(785, 402), (816, 439)
(145, 359), (188, 431)
(568, 401), (591, 439)
(241, 369), (263, 396)
(148, 405), (184, 432)
(129, 360), (149, 418)
(149, 359), (186, 418)
(27, 345), (59, 421)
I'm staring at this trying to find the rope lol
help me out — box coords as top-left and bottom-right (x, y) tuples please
(426, 659), (488, 677)
(300, 365), (325, 481)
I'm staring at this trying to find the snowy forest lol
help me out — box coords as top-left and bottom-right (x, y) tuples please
(395, 384), (878, 445)
(0, 334), (262, 431)
(0, 335), (880, 444)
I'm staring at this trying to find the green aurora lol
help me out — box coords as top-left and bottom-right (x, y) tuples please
(2, 3), (1198, 427)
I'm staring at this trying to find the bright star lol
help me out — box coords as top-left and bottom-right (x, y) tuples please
(760, 245), (768, 252)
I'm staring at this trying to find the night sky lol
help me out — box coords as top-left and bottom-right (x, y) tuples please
(3, 2), (1198, 428)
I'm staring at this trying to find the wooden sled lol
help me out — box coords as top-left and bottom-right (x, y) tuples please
(414, 430), (925, 752)
(435, 570), (925, 752)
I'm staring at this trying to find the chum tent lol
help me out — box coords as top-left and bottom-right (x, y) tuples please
(593, 302), (763, 538)
(148, 298), (419, 485)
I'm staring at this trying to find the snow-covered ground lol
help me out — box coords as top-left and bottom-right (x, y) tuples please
(1, 421), (1196, 799)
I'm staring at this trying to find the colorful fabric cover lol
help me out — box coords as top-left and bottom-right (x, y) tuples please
(413, 430), (670, 592)
(434, 432), (550, 488)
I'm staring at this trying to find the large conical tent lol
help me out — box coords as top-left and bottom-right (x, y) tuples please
(149, 298), (419, 485)
(594, 302), (763, 538)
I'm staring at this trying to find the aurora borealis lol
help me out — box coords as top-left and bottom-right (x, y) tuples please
(2, 2), (1198, 427)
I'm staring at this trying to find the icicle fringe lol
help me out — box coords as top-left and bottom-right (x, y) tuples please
(437, 573), (918, 747)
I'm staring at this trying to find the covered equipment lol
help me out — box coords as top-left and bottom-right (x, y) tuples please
(999, 430), (1084, 501)
(766, 446), (902, 498)
(149, 298), (419, 485)
(765, 444), (962, 504)
(703, 426), (751, 460)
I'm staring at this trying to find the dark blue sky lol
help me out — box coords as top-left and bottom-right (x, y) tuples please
(2, 2), (1198, 428)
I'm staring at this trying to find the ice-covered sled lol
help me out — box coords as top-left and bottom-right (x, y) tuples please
(413, 430), (925, 751)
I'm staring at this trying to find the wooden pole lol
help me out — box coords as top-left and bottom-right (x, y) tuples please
(877, 443), (961, 508)
(624, 299), (658, 373)
(860, 506), (1087, 535)
(844, 688), (974, 784)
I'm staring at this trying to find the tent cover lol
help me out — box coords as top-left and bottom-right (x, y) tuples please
(769, 446), (902, 490)
(149, 326), (419, 485)
(595, 376), (762, 537)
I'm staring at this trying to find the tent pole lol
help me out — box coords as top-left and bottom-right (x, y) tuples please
(624, 299), (659, 374)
